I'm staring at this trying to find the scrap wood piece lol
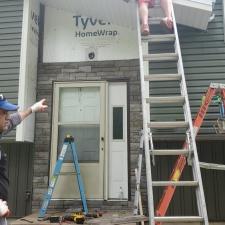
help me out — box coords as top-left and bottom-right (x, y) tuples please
(20, 218), (34, 223)
(86, 215), (148, 225)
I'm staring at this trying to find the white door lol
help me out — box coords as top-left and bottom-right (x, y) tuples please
(50, 82), (106, 199)
(108, 82), (128, 200)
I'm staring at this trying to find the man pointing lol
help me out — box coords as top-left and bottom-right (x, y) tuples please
(0, 94), (47, 225)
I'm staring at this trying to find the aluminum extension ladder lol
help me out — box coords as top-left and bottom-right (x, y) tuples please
(38, 135), (88, 219)
(134, 1), (209, 225)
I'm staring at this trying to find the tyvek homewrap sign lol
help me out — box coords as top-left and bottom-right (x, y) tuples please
(73, 16), (118, 38)
(43, 6), (138, 62)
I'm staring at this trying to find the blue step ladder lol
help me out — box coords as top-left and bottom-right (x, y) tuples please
(38, 135), (88, 219)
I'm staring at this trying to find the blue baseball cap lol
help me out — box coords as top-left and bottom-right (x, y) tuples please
(0, 94), (18, 111)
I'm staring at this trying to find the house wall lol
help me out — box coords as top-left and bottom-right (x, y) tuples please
(0, 0), (23, 140)
(145, 140), (225, 220)
(1, 143), (33, 218)
(33, 60), (141, 211)
(34, 60), (225, 220)
(0, 0), (224, 219)
(33, 0), (225, 220)
(150, 0), (225, 140)
(0, 1), (34, 218)
(42, 5), (138, 63)
(179, 0), (225, 139)
(178, 1), (225, 218)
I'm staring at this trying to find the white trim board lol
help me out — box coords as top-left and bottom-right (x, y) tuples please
(16, 0), (40, 142)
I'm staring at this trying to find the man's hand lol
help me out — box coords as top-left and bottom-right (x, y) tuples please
(31, 99), (48, 113)
(18, 99), (48, 120)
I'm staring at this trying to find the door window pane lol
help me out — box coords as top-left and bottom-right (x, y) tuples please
(113, 107), (123, 140)
(57, 86), (100, 162)
(59, 87), (100, 123)
(58, 125), (100, 162)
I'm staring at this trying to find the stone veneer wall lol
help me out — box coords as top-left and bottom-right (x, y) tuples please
(32, 59), (142, 212)
(31, 59), (225, 220)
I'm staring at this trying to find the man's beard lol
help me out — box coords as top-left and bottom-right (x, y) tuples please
(2, 121), (9, 132)
(0, 120), (9, 133)
(0, 126), (4, 133)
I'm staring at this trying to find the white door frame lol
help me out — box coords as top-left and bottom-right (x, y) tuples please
(107, 82), (128, 200)
(50, 81), (106, 199)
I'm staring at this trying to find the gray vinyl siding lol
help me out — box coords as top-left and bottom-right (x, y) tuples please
(0, 0), (23, 141)
(179, 0), (225, 139)
(149, 0), (225, 140)
(1, 142), (33, 217)
(149, 140), (225, 220)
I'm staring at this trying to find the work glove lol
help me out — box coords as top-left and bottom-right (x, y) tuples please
(31, 99), (48, 113)
(0, 200), (10, 217)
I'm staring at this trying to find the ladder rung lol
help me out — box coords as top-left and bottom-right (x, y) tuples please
(146, 96), (184, 104)
(150, 3), (161, 8)
(199, 162), (225, 171)
(148, 17), (162, 25)
(148, 121), (189, 129)
(144, 73), (181, 82)
(152, 181), (199, 187)
(59, 172), (77, 175)
(150, 149), (190, 156)
(142, 34), (175, 43)
(154, 216), (204, 222)
(144, 53), (178, 62)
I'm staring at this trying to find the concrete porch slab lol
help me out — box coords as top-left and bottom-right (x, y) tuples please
(11, 211), (139, 225)
(10, 212), (225, 225)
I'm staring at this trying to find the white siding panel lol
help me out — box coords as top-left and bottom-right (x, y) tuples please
(173, 3), (211, 30)
(173, 0), (213, 30)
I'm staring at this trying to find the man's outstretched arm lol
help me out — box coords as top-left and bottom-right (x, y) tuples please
(19, 99), (48, 120)
(4, 99), (48, 134)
